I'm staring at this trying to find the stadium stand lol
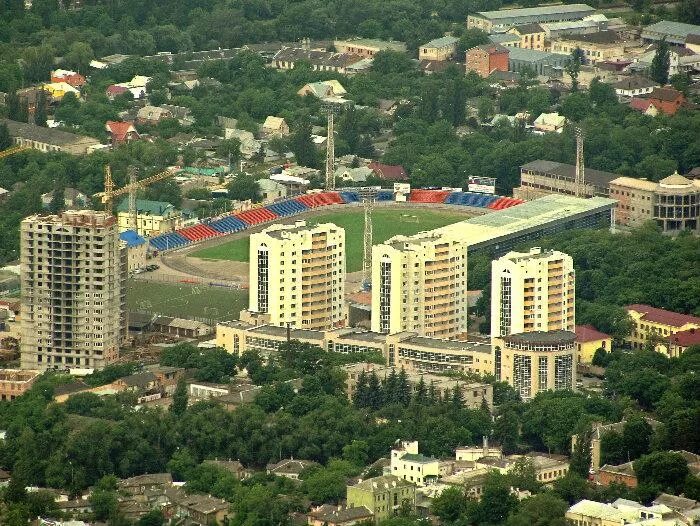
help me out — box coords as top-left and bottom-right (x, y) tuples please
(178, 224), (220, 241)
(208, 215), (248, 234)
(409, 189), (451, 203)
(266, 200), (310, 217)
(148, 232), (189, 251)
(235, 207), (278, 225)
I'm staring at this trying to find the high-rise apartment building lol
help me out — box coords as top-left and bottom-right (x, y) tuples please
(371, 232), (468, 339)
(490, 247), (575, 340)
(20, 211), (124, 371)
(243, 221), (345, 330)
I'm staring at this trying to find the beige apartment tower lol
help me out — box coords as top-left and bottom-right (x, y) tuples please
(491, 247), (575, 340)
(371, 232), (468, 339)
(243, 221), (345, 330)
(20, 211), (124, 371)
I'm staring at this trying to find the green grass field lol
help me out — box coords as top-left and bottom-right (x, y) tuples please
(126, 280), (248, 322)
(191, 208), (470, 272)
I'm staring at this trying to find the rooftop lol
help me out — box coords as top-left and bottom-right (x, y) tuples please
(512, 23), (545, 34)
(334, 38), (407, 52)
(642, 20), (700, 40)
(273, 47), (361, 68)
(119, 229), (146, 248)
(267, 458), (319, 474)
(401, 335), (492, 355)
(521, 159), (619, 188)
(575, 324), (611, 343)
(626, 304), (700, 328)
(507, 47), (566, 63)
(351, 474), (415, 492)
(648, 87), (685, 102)
(400, 452), (438, 464)
(670, 328), (700, 348)
(312, 506), (374, 523)
(116, 198), (176, 216)
(567, 500), (625, 521)
(612, 77), (658, 90)
(1, 118), (100, 147)
(599, 461), (636, 476)
(558, 30), (621, 44)
(609, 176), (658, 191)
(503, 330), (577, 345)
(475, 4), (595, 21)
(423, 35), (460, 48)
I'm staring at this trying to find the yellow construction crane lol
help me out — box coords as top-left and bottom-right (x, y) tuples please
(0, 145), (30, 160)
(96, 165), (176, 234)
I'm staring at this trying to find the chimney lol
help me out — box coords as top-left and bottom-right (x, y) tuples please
(483, 435), (488, 456)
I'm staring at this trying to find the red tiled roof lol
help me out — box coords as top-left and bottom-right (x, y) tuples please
(575, 324), (611, 343)
(52, 73), (86, 87)
(670, 328), (700, 348)
(106, 85), (128, 95)
(368, 162), (408, 181)
(629, 98), (654, 112)
(347, 292), (371, 306)
(106, 120), (138, 141)
(626, 304), (700, 328)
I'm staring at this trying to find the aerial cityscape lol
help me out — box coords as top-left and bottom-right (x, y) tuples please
(0, 0), (699, 525)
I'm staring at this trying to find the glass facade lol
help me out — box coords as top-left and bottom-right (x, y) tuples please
(513, 354), (532, 400)
(379, 260), (391, 333)
(538, 356), (548, 391)
(499, 276), (511, 337)
(555, 354), (573, 391)
(257, 246), (269, 313)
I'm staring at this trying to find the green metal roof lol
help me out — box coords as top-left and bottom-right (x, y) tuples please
(400, 453), (438, 463)
(117, 198), (175, 216)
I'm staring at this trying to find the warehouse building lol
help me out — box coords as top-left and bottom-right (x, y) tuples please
(467, 4), (596, 32)
(1, 118), (101, 155)
(507, 47), (570, 75)
(641, 20), (700, 46)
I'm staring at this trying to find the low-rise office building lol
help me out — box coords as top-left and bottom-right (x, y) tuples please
(334, 38), (406, 57)
(609, 172), (700, 234)
(116, 198), (183, 237)
(347, 475), (416, 523)
(419, 36), (460, 61)
(1, 118), (101, 155)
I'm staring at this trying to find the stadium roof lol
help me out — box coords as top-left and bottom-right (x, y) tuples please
(434, 194), (617, 250)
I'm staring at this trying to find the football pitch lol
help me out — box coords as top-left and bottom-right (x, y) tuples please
(126, 280), (248, 322)
(190, 208), (470, 272)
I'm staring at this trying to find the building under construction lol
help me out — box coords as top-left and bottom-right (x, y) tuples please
(19, 210), (126, 371)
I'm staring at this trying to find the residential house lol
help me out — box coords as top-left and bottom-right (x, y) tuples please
(0, 118), (101, 155)
(335, 166), (374, 184)
(174, 493), (230, 525)
(346, 475), (416, 523)
(551, 31), (626, 64)
(507, 24), (546, 50)
(258, 178), (288, 203)
(40, 187), (88, 209)
(202, 459), (250, 480)
(137, 105), (173, 125)
(0, 187), (9, 202)
(612, 77), (658, 99)
(307, 505), (374, 526)
(107, 75), (151, 100)
(625, 304), (700, 355)
(572, 418), (662, 470)
(533, 112), (566, 133)
(160, 104), (194, 126)
(646, 87), (687, 116)
(0, 469), (10, 487)
(267, 459), (320, 480)
(575, 325), (612, 363)
(116, 198), (183, 236)
(42, 82), (81, 101)
(419, 36), (460, 61)
(368, 162), (408, 182)
(119, 230), (148, 271)
(106, 85), (129, 100)
(261, 116), (290, 137)
(466, 44), (510, 78)
(629, 97), (659, 116)
(334, 38), (407, 57)
(105, 121), (140, 145)
(272, 47), (363, 74)
(297, 80), (347, 99)
(50, 69), (86, 88)
(0, 369), (40, 402)
(118, 473), (173, 496)
(668, 328), (700, 357)
(390, 441), (441, 486)
(631, 47), (700, 78)
(687, 33), (700, 53)
(595, 461), (638, 488)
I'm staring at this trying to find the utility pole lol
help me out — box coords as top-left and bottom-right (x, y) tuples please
(575, 127), (585, 198)
(323, 105), (336, 191)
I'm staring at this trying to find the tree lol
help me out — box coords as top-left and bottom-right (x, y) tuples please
(6, 92), (21, 122)
(650, 38), (670, 85)
(48, 178), (66, 214)
(137, 509), (165, 526)
(591, 348), (609, 367)
(472, 472), (519, 525)
(0, 123), (12, 150)
(570, 428), (592, 478)
(566, 47), (585, 92)
(633, 451), (689, 494)
(506, 493), (568, 526)
(494, 409), (520, 454)
(64, 42), (94, 73)
(621, 415), (652, 461)
(34, 89), (47, 127)
(170, 378), (188, 416)
(669, 73), (691, 95)
(290, 116), (318, 168)
(508, 456), (540, 493)
(432, 486), (468, 523)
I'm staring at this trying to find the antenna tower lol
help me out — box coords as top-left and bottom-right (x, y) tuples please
(324, 105), (335, 191)
(575, 127), (585, 198)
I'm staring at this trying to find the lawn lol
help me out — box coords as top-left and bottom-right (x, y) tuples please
(126, 280), (248, 322)
(191, 208), (470, 272)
